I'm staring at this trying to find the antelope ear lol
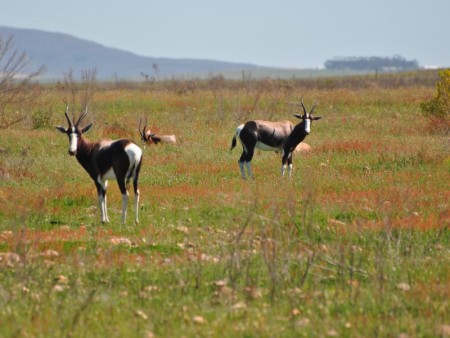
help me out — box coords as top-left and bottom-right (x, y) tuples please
(82, 123), (93, 134)
(293, 114), (303, 119)
(55, 126), (67, 133)
(312, 116), (322, 121)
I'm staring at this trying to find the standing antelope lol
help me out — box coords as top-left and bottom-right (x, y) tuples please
(230, 99), (322, 179)
(56, 107), (143, 224)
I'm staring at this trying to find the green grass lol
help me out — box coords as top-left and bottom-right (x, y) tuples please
(0, 74), (448, 337)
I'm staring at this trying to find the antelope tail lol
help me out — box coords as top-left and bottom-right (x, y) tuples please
(230, 134), (237, 153)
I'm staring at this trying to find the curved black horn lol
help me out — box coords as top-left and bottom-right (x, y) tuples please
(76, 105), (88, 127)
(310, 100), (319, 114)
(138, 118), (144, 138)
(300, 97), (308, 115)
(139, 118), (149, 141)
(139, 118), (148, 140)
(64, 106), (73, 127)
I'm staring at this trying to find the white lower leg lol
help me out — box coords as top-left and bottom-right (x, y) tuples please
(245, 162), (254, 179)
(134, 191), (140, 224)
(239, 161), (246, 179)
(98, 180), (109, 223)
(281, 164), (287, 177)
(104, 194), (109, 222)
(98, 194), (104, 222)
(99, 194), (109, 223)
(288, 164), (293, 177)
(121, 193), (128, 223)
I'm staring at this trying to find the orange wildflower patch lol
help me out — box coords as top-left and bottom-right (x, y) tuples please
(317, 140), (376, 154)
(0, 187), (46, 216)
(391, 214), (445, 230)
(94, 250), (149, 268)
(347, 214), (444, 231)
(0, 165), (36, 181)
(321, 187), (447, 231)
(158, 184), (219, 198)
(176, 162), (230, 175)
(2, 227), (89, 248)
(0, 227), (131, 248)
(410, 279), (450, 302)
(321, 189), (382, 207)
(101, 124), (133, 139)
(321, 186), (436, 210)
(28, 227), (88, 242)
(0, 226), (164, 267)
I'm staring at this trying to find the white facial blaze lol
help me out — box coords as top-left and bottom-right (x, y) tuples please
(69, 131), (78, 153)
(305, 118), (311, 134)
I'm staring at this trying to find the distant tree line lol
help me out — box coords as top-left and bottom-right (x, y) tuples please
(325, 55), (419, 71)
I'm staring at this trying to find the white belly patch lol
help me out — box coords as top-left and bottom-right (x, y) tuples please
(101, 168), (116, 180)
(255, 142), (281, 152)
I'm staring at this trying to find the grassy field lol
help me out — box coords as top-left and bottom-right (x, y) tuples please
(0, 73), (449, 337)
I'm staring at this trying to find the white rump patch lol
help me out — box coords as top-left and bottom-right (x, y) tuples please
(235, 124), (249, 153)
(125, 143), (142, 166)
(236, 123), (245, 135)
(125, 143), (142, 179)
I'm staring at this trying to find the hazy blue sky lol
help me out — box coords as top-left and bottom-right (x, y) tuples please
(1, 0), (449, 68)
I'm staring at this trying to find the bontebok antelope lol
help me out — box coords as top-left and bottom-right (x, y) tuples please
(230, 99), (322, 179)
(56, 107), (143, 224)
(138, 118), (159, 145)
(138, 118), (177, 145)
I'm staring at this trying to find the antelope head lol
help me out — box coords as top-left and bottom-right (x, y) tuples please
(294, 98), (322, 134)
(138, 118), (160, 145)
(56, 106), (93, 155)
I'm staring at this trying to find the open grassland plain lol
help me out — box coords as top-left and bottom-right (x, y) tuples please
(0, 75), (449, 337)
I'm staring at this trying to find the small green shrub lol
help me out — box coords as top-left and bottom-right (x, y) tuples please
(420, 69), (450, 120)
(32, 110), (53, 129)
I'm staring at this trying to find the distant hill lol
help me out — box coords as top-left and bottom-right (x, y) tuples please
(0, 26), (260, 81)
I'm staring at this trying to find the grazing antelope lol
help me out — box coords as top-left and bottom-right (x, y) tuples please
(56, 107), (143, 224)
(138, 118), (177, 145)
(230, 99), (322, 179)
